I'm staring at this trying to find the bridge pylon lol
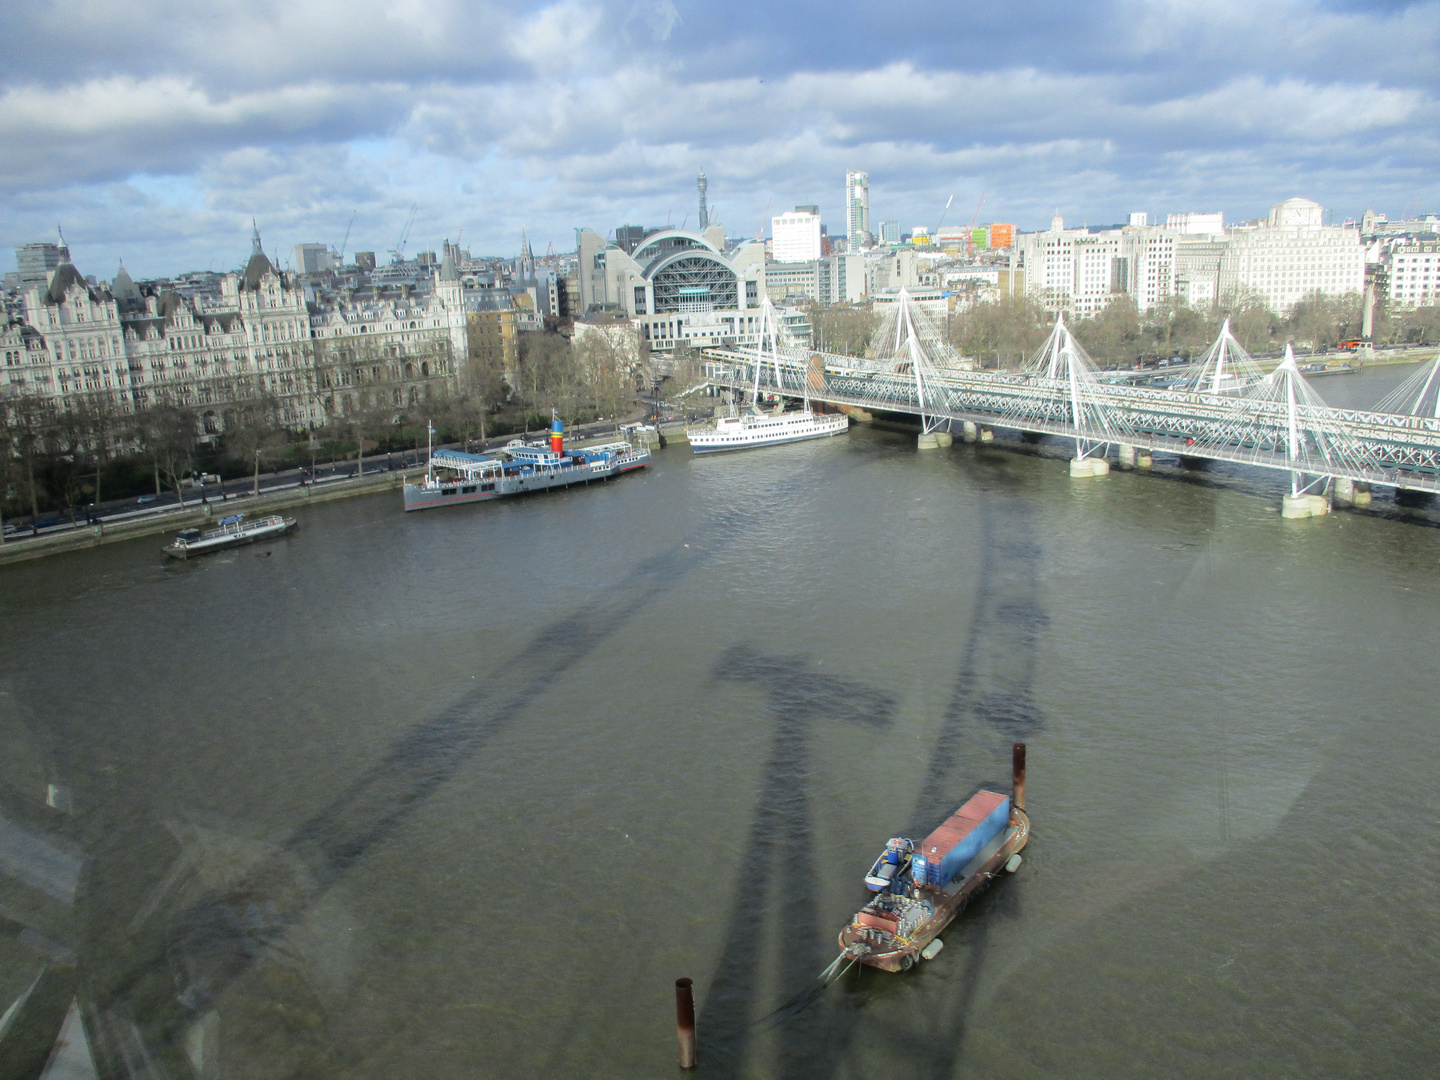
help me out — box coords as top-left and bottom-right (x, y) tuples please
(1024, 314), (1123, 470)
(1178, 319), (1266, 394)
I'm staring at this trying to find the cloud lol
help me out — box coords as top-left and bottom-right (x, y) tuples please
(621, 0), (680, 43)
(2, 0), (1438, 277)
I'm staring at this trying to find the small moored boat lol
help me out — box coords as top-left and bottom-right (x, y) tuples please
(163, 513), (297, 559)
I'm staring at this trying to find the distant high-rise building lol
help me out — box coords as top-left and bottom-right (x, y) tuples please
(615, 225), (648, 254)
(845, 171), (870, 247)
(354, 251), (377, 270)
(698, 171), (709, 231)
(878, 221), (901, 244)
(15, 241), (68, 287)
(1128, 212), (1149, 228)
(772, 209), (822, 262)
(294, 243), (334, 275)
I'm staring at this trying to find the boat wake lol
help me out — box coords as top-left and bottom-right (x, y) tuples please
(750, 948), (865, 1032)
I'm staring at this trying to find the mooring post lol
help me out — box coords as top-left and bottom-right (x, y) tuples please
(675, 977), (697, 1069)
(1012, 742), (1027, 812)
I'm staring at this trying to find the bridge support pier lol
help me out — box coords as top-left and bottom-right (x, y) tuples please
(917, 432), (940, 450)
(1117, 444), (1136, 468)
(1070, 457), (1111, 478)
(1334, 478), (1372, 506)
(962, 421), (978, 443)
(1136, 450), (1153, 468)
(979, 427), (994, 443)
(934, 430), (953, 447)
(1281, 493), (1330, 518)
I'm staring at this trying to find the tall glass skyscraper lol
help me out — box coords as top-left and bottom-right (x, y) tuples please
(845, 171), (870, 247)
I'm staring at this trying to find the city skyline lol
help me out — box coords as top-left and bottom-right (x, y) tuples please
(2, 0), (1438, 278)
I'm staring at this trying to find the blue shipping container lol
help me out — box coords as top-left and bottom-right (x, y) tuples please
(935, 796), (1010, 886)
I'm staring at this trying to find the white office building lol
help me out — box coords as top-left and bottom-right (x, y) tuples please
(1218, 199), (1363, 311)
(771, 209), (823, 263)
(1166, 212), (1225, 235)
(764, 254), (866, 305)
(1018, 198), (1363, 315)
(1382, 241), (1439, 308)
(1016, 218), (1129, 317)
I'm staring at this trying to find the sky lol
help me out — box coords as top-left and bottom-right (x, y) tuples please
(1, 0), (1438, 279)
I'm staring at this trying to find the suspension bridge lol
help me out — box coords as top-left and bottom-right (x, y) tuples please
(701, 291), (1440, 517)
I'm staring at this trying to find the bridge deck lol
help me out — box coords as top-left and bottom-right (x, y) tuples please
(702, 345), (1440, 495)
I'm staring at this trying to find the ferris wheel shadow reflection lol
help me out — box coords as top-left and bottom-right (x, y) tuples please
(698, 643), (895, 1079)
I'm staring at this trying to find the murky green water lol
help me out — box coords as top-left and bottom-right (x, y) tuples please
(2, 365), (1439, 1078)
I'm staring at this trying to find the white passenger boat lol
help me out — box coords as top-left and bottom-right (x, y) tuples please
(688, 408), (848, 453)
(687, 296), (848, 454)
(163, 513), (297, 559)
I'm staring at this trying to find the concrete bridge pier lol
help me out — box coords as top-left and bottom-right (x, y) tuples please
(1334, 477), (1373, 506)
(1136, 450), (1153, 468)
(979, 427), (995, 443)
(934, 430), (953, 447)
(1281, 493), (1331, 518)
(1070, 457), (1111, 478)
(962, 421), (978, 443)
(1117, 444), (1136, 468)
(917, 432), (940, 450)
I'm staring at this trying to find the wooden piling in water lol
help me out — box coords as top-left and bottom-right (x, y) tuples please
(675, 977), (696, 1069)
(1012, 742), (1027, 812)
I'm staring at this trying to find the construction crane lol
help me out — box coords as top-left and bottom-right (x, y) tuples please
(756, 197), (772, 240)
(389, 203), (419, 264)
(932, 194), (955, 238)
(966, 193), (987, 257)
(332, 210), (356, 265)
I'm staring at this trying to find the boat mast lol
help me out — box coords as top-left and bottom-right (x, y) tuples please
(427, 419), (434, 484)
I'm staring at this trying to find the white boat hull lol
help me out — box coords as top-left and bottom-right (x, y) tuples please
(687, 410), (849, 454)
(164, 515), (297, 559)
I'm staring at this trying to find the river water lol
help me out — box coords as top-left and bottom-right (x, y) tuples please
(2, 364), (1439, 1079)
